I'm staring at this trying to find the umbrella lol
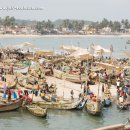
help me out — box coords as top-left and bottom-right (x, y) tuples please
(19, 42), (36, 49)
(68, 48), (93, 59)
(92, 45), (111, 54)
(60, 45), (81, 53)
(11, 42), (36, 49)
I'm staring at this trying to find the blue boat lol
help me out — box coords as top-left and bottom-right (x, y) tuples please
(76, 99), (87, 110)
(102, 99), (112, 107)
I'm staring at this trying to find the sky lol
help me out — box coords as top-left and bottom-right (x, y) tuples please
(0, 0), (129, 21)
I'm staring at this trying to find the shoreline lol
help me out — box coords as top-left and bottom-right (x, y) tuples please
(0, 34), (130, 38)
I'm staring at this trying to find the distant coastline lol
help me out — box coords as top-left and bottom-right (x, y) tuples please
(0, 34), (130, 38)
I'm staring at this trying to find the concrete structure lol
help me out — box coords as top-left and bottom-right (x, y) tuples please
(93, 124), (130, 130)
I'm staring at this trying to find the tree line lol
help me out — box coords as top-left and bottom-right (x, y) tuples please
(0, 16), (130, 34)
(91, 18), (130, 32)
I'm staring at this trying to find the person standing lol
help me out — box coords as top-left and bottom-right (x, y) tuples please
(10, 65), (14, 75)
(12, 89), (17, 99)
(116, 79), (120, 90)
(7, 88), (12, 102)
(70, 90), (74, 100)
(102, 84), (104, 93)
(3, 82), (7, 99)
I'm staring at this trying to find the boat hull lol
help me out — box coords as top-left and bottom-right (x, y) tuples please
(117, 103), (129, 110)
(0, 99), (23, 112)
(85, 100), (102, 116)
(102, 100), (112, 107)
(27, 105), (47, 117)
(53, 69), (86, 83)
(35, 100), (81, 110)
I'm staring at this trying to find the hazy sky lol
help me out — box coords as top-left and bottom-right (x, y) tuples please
(0, 0), (129, 21)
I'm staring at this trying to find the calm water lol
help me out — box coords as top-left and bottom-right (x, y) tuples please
(0, 105), (129, 130)
(0, 35), (130, 130)
(0, 35), (130, 58)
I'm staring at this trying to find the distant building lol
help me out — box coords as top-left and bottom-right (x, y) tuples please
(82, 25), (96, 35)
(100, 27), (112, 34)
(120, 24), (125, 33)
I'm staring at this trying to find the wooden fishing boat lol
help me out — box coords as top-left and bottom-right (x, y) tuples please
(18, 79), (24, 87)
(14, 67), (29, 74)
(102, 89), (112, 107)
(26, 104), (47, 117)
(117, 95), (130, 110)
(85, 99), (102, 116)
(53, 69), (86, 83)
(0, 81), (17, 89)
(35, 99), (81, 110)
(41, 93), (59, 102)
(53, 69), (63, 79)
(0, 98), (23, 112)
(0, 75), (18, 89)
(41, 93), (52, 102)
(117, 102), (129, 110)
(28, 68), (45, 79)
(23, 83), (38, 90)
(126, 40), (130, 44)
(76, 99), (87, 110)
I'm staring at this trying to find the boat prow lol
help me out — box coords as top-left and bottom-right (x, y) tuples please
(85, 99), (102, 116)
(26, 104), (47, 117)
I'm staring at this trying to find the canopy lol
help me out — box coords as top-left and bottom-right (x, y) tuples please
(91, 45), (111, 55)
(68, 48), (93, 59)
(95, 62), (121, 70)
(10, 42), (36, 49)
(59, 45), (81, 53)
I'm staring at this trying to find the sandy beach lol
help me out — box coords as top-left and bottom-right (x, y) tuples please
(0, 34), (130, 38)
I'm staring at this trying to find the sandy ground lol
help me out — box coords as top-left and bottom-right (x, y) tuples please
(0, 76), (117, 102)
(45, 76), (117, 100)
(0, 34), (130, 38)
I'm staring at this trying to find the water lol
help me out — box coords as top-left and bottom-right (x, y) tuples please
(0, 35), (130, 130)
(0, 35), (130, 58)
(0, 105), (129, 130)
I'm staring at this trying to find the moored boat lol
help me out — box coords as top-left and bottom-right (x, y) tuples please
(117, 102), (129, 110)
(102, 89), (112, 107)
(0, 98), (23, 112)
(126, 40), (130, 44)
(35, 99), (81, 110)
(76, 99), (87, 110)
(85, 99), (102, 116)
(102, 99), (112, 107)
(26, 104), (47, 117)
(53, 69), (86, 83)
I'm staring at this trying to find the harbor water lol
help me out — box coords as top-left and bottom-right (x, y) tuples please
(0, 105), (129, 130)
(0, 35), (130, 130)
(0, 35), (130, 58)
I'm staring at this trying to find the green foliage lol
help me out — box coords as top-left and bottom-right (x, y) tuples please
(61, 19), (85, 32)
(1, 16), (130, 34)
(3, 16), (15, 27)
(90, 18), (130, 32)
(36, 20), (54, 34)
